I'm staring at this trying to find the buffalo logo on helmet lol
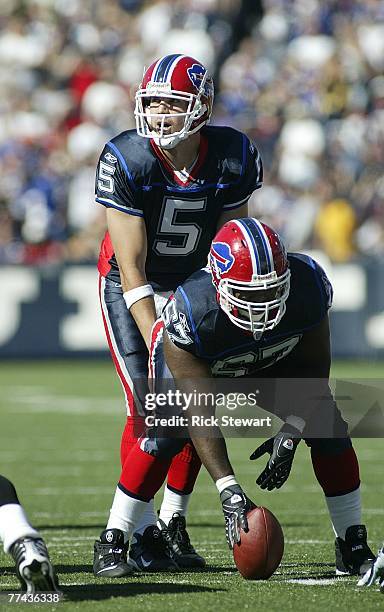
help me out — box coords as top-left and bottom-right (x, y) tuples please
(187, 63), (210, 94)
(210, 242), (235, 277)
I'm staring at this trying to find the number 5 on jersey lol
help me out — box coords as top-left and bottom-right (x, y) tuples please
(155, 198), (206, 256)
(98, 161), (116, 194)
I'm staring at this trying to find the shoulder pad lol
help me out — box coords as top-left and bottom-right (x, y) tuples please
(107, 130), (157, 187)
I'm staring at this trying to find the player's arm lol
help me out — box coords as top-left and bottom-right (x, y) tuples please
(163, 331), (255, 547)
(163, 331), (233, 481)
(106, 208), (156, 350)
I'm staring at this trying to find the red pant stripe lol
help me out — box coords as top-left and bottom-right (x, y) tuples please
(148, 318), (164, 380)
(99, 275), (138, 416)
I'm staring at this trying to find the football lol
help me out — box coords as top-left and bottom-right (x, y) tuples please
(233, 506), (284, 580)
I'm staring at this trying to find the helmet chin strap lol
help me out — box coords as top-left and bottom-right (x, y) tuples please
(249, 307), (267, 340)
(252, 329), (263, 341)
(153, 131), (187, 150)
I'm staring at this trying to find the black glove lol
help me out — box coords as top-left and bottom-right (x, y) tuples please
(220, 485), (256, 548)
(250, 426), (301, 491)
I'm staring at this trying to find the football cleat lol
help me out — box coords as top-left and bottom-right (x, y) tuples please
(358, 546), (384, 588)
(129, 525), (177, 572)
(335, 525), (376, 576)
(93, 528), (133, 577)
(10, 537), (59, 593)
(158, 513), (206, 569)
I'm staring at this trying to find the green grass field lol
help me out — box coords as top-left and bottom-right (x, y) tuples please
(0, 360), (383, 611)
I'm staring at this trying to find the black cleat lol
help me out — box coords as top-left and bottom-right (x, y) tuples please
(335, 525), (376, 576)
(93, 528), (133, 577)
(158, 513), (206, 569)
(10, 537), (59, 593)
(129, 525), (177, 572)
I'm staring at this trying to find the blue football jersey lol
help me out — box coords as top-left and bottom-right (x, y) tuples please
(96, 126), (262, 290)
(162, 254), (333, 376)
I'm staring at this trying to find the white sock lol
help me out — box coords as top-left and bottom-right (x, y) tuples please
(132, 498), (157, 538)
(325, 487), (361, 539)
(158, 486), (191, 526)
(106, 487), (148, 543)
(0, 504), (40, 553)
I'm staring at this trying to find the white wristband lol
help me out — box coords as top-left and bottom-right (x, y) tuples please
(123, 284), (154, 310)
(215, 475), (238, 494)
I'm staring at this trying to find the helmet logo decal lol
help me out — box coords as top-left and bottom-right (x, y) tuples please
(187, 63), (207, 93)
(210, 242), (235, 276)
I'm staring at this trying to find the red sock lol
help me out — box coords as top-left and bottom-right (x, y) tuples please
(167, 442), (202, 495)
(311, 446), (360, 496)
(119, 440), (172, 501)
(120, 417), (146, 467)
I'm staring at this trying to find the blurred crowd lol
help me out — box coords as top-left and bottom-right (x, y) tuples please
(0, 0), (383, 265)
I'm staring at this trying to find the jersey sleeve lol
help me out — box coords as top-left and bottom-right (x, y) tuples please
(304, 256), (333, 320)
(222, 136), (263, 211)
(162, 290), (200, 356)
(314, 260), (333, 313)
(95, 143), (143, 217)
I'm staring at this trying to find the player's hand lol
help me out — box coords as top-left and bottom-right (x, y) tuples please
(250, 426), (301, 491)
(220, 485), (256, 548)
(357, 549), (384, 588)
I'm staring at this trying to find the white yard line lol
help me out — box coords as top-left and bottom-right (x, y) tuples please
(285, 579), (343, 586)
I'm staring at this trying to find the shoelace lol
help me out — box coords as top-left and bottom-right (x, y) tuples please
(168, 517), (194, 554)
(144, 527), (168, 557)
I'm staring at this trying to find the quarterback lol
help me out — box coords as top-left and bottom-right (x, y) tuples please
(93, 54), (263, 575)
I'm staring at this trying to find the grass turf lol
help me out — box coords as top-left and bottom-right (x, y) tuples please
(0, 360), (383, 611)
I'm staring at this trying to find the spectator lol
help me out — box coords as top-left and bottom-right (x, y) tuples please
(0, 0), (382, 264)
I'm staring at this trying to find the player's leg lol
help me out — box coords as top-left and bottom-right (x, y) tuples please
(304, 394), (375, 576)
(257, 368), (375, 577)
(0, 475), (59, 592)
(159, 443), (205, 568)
(94, 277), (173, 576)
(117, 433), (186, 571)
(148, 318), (205, 567)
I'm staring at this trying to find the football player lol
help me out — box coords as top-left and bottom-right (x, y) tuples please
(158, 218), (375, 576)
(0, 475), (59, 592)
(93, 54), (263, 575)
